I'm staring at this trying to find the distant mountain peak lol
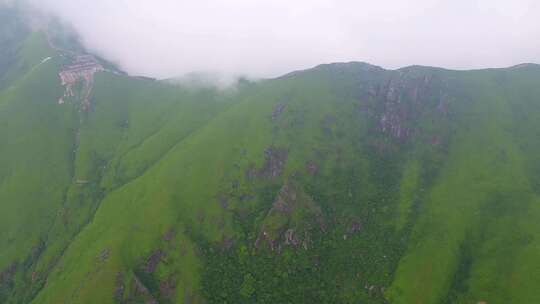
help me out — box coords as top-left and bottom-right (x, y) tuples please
(314, 61), (385, 72)
(510, 63), (540, 69)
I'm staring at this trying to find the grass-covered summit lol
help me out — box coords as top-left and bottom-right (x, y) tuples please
(1, 8), (540, 304)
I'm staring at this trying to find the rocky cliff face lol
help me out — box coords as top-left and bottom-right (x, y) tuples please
(58, 55), (105, 107)
(368, 68), (451, 143)
(58, 54), (104, 109)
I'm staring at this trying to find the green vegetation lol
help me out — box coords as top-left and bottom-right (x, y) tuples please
(0, 5), (30, 88)
(1, 10), (540, 303)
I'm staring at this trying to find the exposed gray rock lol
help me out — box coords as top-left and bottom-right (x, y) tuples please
(305, 161), (319, 175)
(255, 181), (323, 252)
(98, 247), (110, 262)
(259, 147), (288, 178)
(272, 103), (286, 121)
(0, 261), (17, 286)
(114, 272), (125, 302)
(143, 250), (165, 273)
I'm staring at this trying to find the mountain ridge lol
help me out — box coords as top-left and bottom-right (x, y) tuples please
(1, 9), (540, 304)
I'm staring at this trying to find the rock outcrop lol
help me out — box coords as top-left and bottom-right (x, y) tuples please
(255, 181), (323, 252)
(58, 54), (104, 110)
(0, 262), (17, 287)
(370, 70), (450, 142)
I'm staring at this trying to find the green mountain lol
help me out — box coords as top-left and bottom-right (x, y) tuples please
(2, 7), (540, 304)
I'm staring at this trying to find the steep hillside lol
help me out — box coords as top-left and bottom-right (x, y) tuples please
(0, 6), (32, 88)
(1, 11), (540, 304)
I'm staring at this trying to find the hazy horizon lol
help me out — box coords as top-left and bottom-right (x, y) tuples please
(9, 0), (540, 79)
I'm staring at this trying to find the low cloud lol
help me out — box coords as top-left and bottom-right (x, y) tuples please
(22, 0), (540, 79)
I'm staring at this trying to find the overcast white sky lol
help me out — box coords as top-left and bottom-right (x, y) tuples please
(25, 0), (540, 79)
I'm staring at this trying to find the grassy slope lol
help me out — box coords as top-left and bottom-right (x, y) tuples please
(1, 30), (540, 304)
(0, 6), (30, 89)
(0, 32), (74, 302)
(387, 67), (540, 304)
(0, 30), (236, 303)
(32, 67), (385, 303)
(31, 73), (239, 303)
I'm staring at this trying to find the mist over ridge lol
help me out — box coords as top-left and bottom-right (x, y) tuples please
(4, 0), (537, 79)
